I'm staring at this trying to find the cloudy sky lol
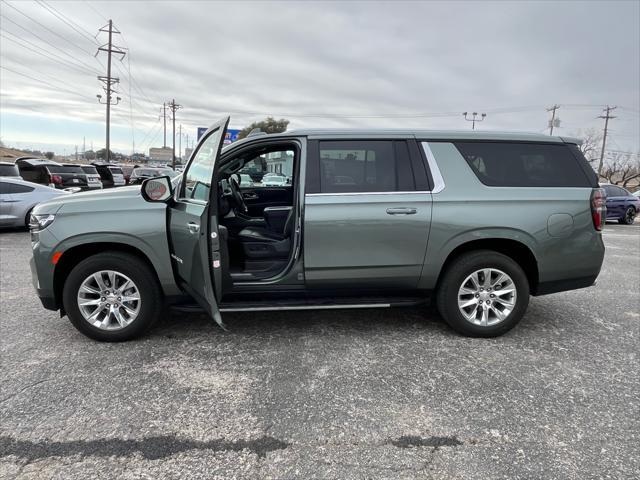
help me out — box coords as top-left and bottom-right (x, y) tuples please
(1, 0), (638, 157)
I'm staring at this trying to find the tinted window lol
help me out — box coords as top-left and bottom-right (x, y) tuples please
(108, 167), (123, 175)
(81, 166), (98, 174)
(319, 141), (397, 193)
(455, 142), (592, 187)
(0, 182), (35, 194)
(181, 126), (225, 201)
(47, 165), (84, 174)
(0, 164), (19, 176)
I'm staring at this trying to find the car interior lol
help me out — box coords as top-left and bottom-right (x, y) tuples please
(217, 142), (298, 282)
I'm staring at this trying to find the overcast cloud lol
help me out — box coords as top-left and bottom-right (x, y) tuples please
(1, 0), (638, 155)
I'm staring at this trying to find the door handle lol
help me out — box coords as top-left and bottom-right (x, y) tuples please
(187, 222), (200, 234)
(386, 207), (417, 215)
(242, 193), (258, 200)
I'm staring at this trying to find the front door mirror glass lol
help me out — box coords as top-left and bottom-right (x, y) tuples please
(141, 176), (173, 202)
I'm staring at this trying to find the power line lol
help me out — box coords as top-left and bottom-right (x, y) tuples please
(37, 0), (99, 46)
(1, 0), (97, 57)
(0, 30), (98, 76)
(0, 65), (94, 101)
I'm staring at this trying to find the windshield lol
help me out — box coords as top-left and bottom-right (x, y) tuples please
(47, 165), (84, 174)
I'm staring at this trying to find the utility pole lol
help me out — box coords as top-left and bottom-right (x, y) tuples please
(178, 124), (182, 163)
(160, 103), (168, 148)
(75, 145), (78, 162)
(82, 136), (86, 159)
(463, 111), (486, 130)
(95, 20), (126, 163)
(167, 99), (182, 169)
(597, 105), (617, 175)
(546, 104), (560, 135)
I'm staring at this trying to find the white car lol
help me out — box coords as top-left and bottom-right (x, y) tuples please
(0, 177), (70, 228)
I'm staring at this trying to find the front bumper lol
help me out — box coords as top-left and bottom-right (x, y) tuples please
(30, 255), (58, 311)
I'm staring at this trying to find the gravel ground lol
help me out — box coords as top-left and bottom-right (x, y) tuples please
(1, 223), (638, 479)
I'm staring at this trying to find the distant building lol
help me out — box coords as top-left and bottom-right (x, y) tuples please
(264, 150), (293, 176)
(149, 147), (173, 163)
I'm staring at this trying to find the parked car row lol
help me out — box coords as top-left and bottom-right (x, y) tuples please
(1, 157), (182, 191)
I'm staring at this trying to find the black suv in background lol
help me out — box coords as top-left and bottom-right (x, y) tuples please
(16, 158), (89, 190)
(91, 163), (126, 188)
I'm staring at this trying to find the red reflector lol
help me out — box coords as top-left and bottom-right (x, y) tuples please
(52, 251), (63, 265)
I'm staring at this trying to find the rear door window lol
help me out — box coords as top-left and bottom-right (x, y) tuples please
(455, 142), (593, 187)
(317, 140), (415, 193)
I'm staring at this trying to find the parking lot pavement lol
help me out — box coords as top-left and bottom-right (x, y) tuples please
(0, 224), (638, 479)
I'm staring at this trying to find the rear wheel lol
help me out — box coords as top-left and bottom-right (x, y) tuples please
(436, 250), (530, 337)
(619, 207), (636, 225)
(62, 252), (162, 341)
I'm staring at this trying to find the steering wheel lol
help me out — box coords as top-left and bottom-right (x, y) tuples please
(229, 175), (248, 214)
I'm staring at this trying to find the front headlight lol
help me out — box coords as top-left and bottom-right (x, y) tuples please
(29, 213), (56, 231)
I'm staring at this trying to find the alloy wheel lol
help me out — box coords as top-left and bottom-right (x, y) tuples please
(457, 268), (517, 327)
(76, 270), (141, 330)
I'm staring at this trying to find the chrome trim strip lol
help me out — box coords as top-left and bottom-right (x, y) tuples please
(220, 303), (391, 312)
(421, 142), (446, 194)
(306, 191), (430, 197)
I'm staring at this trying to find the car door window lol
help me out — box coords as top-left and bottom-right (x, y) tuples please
(2, 183), (34, 194)
(239, 150), (294, 187)
(318, 141), (398, 193)
(181, 127), (225, 202)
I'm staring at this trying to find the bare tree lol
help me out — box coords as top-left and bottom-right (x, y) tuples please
(600, 152), (640, 188)
(572, 128), (602, 169)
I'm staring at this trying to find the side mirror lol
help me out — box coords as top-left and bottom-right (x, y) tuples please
(141, 176), (173, 202)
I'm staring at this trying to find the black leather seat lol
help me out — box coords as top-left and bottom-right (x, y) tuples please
(237, 209), (294, 258)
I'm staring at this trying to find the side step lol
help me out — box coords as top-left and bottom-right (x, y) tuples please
(171, 296), (427, 314)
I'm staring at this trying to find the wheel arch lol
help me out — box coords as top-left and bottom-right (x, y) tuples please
(53, 241), (163, 315)
(435, 238), (540, 294)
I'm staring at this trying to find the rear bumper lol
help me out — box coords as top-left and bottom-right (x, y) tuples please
(533, 274), (599, 296)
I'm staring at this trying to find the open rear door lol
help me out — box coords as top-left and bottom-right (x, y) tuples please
(167, 116), (230, 327)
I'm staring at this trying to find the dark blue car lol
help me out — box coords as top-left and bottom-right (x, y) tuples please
(602, 184), (640, 225)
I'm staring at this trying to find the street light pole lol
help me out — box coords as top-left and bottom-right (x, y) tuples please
(463, 111), (486, 130)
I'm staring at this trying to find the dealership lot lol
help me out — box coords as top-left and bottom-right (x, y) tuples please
(0, 225), (638, 479)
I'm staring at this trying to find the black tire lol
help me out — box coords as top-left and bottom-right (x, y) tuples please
(618, 207), (636, 225)
(436, 250), (530, 337)
(62, 252), (163, 342)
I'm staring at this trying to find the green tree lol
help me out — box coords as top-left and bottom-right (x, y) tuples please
(84, 150), (96, 160)
(96, 148), (116, 160)
(237, 117), (289, 140)
(44, 151), (54, 160)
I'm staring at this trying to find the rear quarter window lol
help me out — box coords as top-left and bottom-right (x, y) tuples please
(455, 142), (594, 187)
(0, 164), (20, 176)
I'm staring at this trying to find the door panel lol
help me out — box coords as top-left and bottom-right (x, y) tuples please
(168, 116), (229, 323)
(303, 192), (432, 289)
(240, 186), (293, 216)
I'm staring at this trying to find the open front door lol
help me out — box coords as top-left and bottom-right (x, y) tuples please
(168, 116), (230, 326)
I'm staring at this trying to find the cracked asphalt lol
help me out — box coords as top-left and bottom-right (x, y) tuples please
(1, 223), (638, 479)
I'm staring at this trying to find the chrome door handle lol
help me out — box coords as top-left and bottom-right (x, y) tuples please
(187, 222), (200, 234)
(386, 207), (417, 215)
(242, 193), (258, 200)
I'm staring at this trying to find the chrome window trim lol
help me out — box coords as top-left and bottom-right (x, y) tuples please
(305, 191), (430, 197)
(421, 142), (446, 194)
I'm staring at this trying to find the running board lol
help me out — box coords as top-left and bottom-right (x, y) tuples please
(220, 303), (391, 312)
(170, 297), (426, 314)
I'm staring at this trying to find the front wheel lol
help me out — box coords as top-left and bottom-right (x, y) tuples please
(619, 207), (637, 225)
(436, 250), (530, 337)
(62, 252), (163, 341)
